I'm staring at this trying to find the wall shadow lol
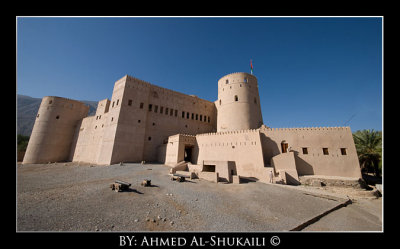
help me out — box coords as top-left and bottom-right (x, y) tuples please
(293, 151), (314, 176)
(260, 133), (281, 167)
(239, 176), (259, 184)
(285, 172), (301, 185)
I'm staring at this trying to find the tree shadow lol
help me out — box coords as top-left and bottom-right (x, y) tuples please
(362, 173), (382, 185)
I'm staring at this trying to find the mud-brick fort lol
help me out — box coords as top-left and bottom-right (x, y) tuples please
(22, 72), (361, 184)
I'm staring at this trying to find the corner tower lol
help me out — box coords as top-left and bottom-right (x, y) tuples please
(22, 96), (89, 164)
(216, 72), (263, 132)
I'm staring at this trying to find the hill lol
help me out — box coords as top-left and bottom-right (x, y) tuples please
(17, 94), (98, 136)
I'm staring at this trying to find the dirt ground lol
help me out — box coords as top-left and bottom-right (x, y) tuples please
(16, 162), (383, 232)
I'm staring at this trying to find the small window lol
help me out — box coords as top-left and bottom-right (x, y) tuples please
(196, 114), (198, 120)
(244, 77), (247, 83)
(281, 142), (288, 153)
(154, 105), (158, 113)
(170, 109), (173, 116)
(112, 102), (115, 108)
(99, 115), (101, 119)
(148, 104), (152, 111)
(226, 79), (229, 84)
(138, 120), (141, 123)
(56, 115), (60, 119)
(234, 95), (238, 101)
(208, 117), (210, 123)
(128, 99), (132, 106)
(254, 97), (257, 104)
(219, 99), (221, 105)
(111, 117), (114, 122)
(148, 137), (152, 141)
(175, 110), (178, 117)
(160, 106), (164, 114)
(116, 99), (119, 106)
(165, 108), (169, 115)
(95, 126), (97, 129)
(152, 122), (155, 126)
(49, 100), (53, 104)
(200, 115), (202, 121)
(96, 116), (98, 120)
(340, 148), (347, 155)
(182, 111), (185, 118)
(302, 148), (308, 155)
(140, 103), (144, 109)
(36, 114), (40, 118)
(186, 112), (189, 119)
(191, 113), (194, 120)
(323, 148), (329, 155)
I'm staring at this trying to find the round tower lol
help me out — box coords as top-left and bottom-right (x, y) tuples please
(216, 72), (263, 132)
(22, 96), (89, 164)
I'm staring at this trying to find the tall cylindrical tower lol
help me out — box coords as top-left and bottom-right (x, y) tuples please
(22, 96), (89, 164)
(216, 72), (263, 132)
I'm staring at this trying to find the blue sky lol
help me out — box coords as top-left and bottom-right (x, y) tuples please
(17, 17), (382, 131)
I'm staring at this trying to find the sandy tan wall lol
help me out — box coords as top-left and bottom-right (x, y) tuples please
(108, 75), (217, 164)
(67, 74), (218, 165)
(195, 129), (265, 178)
(23, 96), (89, 164)
(260, 126), (361, 178)
(216, 72), (263, 132)
(164, 134), (197, 166)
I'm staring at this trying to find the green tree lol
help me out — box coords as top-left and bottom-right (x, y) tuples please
(17, 134), (30, 152)
(353, 129), (382, 177)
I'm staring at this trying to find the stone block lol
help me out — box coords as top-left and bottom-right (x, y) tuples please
(232, 175), (241, 184)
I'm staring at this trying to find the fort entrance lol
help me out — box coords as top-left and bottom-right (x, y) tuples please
(184, 146), (193, 163)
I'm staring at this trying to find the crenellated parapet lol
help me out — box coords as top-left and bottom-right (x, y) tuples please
(261, 126), (351, 132)
(197, 128), (260, 137)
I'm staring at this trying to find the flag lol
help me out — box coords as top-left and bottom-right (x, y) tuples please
(250, 59), (253, 75)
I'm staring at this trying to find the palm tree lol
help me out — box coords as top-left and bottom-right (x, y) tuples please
(353, 129), (382, 177)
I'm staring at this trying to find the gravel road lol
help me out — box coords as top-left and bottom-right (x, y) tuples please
(17, 162), (373, 232)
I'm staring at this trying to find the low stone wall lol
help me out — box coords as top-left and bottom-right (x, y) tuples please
(299, 175), (367, 189)
(198, 172), (218, 183)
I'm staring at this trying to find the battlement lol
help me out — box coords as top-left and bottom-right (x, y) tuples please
(260, 126), (351, 132)
(43, 96), (88, 106)
(219, 72), (257, 80)
(170, 133), (197, 138)
(122, 74), (215, 105)
(197, 128), (259, 137)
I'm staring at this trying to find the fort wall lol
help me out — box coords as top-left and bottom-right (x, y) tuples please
(70, 75), (217, 165)
(23, 96), (89, 164)
(260, 126), (361, 178)
(195, 129), (265, 178)
(23, 72), (363, 183)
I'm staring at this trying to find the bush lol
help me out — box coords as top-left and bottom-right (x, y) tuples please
(17, 134), (30, 152)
